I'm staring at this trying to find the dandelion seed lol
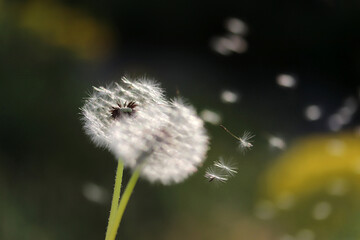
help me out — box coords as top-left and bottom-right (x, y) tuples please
(213, 158), (238, 176)
(204, 167), (228, 183)
(238, 131), (254, 152)
(220, 125), (254, 153)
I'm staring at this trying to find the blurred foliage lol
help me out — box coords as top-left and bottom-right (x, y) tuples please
(4, 0), (114, 60)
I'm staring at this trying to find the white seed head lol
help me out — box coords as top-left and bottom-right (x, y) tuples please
(80, 76), (167, 148)
(81, 78), (209, 185)
(109, 98), (209, 185)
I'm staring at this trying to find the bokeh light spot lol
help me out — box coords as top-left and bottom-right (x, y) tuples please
(220, 90), (240, 103)
(304, 105), (322, 121)
(276, 74), (297, 88)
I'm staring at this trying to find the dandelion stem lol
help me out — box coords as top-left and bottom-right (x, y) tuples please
(105, 160), (124, 240)
(220, 125), (241, 141)
(107, 166), (141, 240)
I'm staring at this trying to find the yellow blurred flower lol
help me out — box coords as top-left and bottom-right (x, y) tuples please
(261, 131), (360, 202)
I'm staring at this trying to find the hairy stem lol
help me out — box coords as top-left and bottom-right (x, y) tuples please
(107, 166), (141, 240)
(105, 160), (124, 240)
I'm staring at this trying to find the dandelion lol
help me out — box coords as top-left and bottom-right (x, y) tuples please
(220, 125), (254, 153)
(205, 166), (228, 183)
(80, 77), (209, 240)
(80, 76), (167, 148)
(213, 158), (238, 176)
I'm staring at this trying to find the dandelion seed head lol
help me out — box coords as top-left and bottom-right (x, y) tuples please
(80, 76), (167, 148)
(109, 99), (209, 185)
(81, 77), (209, 185)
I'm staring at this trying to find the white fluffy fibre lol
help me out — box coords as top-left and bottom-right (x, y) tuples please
(80, 76), (167, 148)
(81, 77), (209, 185)
(109, 99), (209, 184)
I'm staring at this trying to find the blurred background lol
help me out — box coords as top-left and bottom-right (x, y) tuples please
(1, 0), (360, 239)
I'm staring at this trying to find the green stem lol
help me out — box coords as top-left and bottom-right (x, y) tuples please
(105, 160), (124, 240)
(107, 166), (141, 240)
